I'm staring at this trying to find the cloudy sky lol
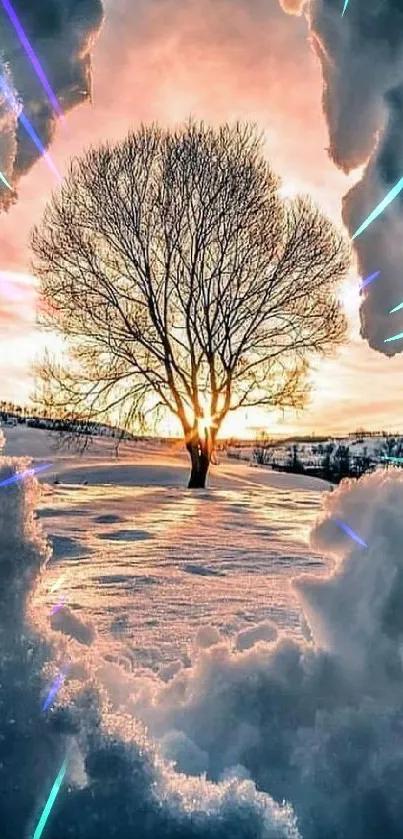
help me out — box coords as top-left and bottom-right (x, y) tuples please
(0, 0), (403, 437)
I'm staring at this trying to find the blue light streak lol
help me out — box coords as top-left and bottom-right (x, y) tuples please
(382, 456), (403, 464)
(335, 519), (367, 548)
(0, 463), (51, 488)
(389, 300), (403, 314)
(17, 110), (62, 182)
(0, 169), (12, 190)
(0, 0), (64, 119)
(384, 332), (403, 344)
(341, 0), (350, 16)
(352, 176), (403, 240)
(0, 76), (61, 182)
(32, 751), (71, 839)
(359, 270), (380, 291)
(42, 665), (69, 712)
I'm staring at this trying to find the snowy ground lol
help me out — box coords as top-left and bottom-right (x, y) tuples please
(4, 427), (403, 839)
(4, 427), (329, 672)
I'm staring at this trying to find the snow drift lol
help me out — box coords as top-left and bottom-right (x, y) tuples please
(118, 468), (403, 839)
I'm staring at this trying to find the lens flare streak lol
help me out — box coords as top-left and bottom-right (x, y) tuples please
(0, 76), (62, 182)
(0, 273), (28, 300)
(341, 0), (350, 16)
(352, 176), (403, 240)
(384, 332), (403, 344)
(0, 169), (12, 190)
(32, 752), (71, 839)
(335, 519), (367, 548)
(51, 597), (67, 616)
(360, 271), (380, 290)
(42, 666), (69, 712)
(17, 110), (62, 181)
(50, 574), (67, 593)
(0, 0), (64, 119)
(0, 463), (51, 488)
(390, 300), (403, 314)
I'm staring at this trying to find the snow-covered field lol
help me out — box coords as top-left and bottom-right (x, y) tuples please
(3, 426), (403, 839)
(4, 427), (329, 670)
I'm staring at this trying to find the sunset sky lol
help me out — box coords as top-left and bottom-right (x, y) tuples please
(1, 0), (403, 438)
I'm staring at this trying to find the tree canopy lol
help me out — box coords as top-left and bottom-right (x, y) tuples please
(31, 120), (351, 487)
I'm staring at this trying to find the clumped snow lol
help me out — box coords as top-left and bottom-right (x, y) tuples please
(2, 427), (403, 839)
(107, 468), (403, 839)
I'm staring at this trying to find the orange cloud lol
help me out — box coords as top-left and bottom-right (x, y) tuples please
(278, 0), (304, 14)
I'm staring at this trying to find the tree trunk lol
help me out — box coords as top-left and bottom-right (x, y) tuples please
(186, 437), (210, 489)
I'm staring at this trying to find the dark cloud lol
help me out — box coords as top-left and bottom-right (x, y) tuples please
(0, 0), (104, 195)
(307, 0), (403, 355)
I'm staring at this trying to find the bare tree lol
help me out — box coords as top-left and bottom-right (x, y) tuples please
(31, 121), (350, 488)
(253, 432), (273, 466)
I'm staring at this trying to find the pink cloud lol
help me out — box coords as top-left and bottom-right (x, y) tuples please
(0, 0), (347, 264)
(0, 0), (396, 433)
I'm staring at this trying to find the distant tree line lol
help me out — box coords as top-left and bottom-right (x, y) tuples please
(250, 435), (403, 483)
(0, 405), (132, 440)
